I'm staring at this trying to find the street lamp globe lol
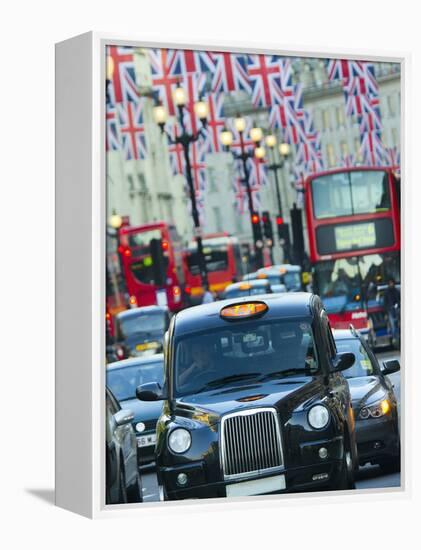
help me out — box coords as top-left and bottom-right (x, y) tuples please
(173, 85), (187, 107)
(194, 99), (209, 121)
(265, 134), (277, 148)
(106, 55), (114, 80)
(254, 146), (266, 160)
(109, 213), (123, 229)
(234, 115), (246, 133)
(153, 104), (168, 126)
(279, 142), (291, 157)
(250, 125), (263, 144)
(220, 128), (233, 148)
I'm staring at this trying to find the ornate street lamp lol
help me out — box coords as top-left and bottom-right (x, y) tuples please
(264, 134), (291, 261)
(220, 115), (265, 269)
(153, 86), (209, 288)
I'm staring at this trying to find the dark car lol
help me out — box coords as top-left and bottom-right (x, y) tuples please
(105, 387), (143, 504)
(107, 355), (164, 466)
(115, 306), (170, 358)
(137, 293), (358, 500)
(223, 279), (272, 299)
(334, 328), (400, 473)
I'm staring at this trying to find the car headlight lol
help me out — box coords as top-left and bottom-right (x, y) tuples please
(168, 428), (191, 454)
(359, 398), (391, 419)
(308, 405), (330, 429)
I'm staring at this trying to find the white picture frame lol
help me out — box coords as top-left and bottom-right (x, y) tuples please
(55, 32), (409, 519)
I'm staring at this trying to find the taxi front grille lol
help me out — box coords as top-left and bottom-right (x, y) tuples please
(220, 408), (283, 479)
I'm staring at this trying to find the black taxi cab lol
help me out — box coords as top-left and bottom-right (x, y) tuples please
(137, 293), (358, 500)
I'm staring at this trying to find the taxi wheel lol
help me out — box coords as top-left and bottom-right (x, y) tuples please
(337, 442), (355, 490)
(158, 485), (168, 501)
(118, 467), (128, 504)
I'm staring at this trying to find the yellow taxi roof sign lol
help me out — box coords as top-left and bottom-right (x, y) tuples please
(220, 302), (268, 320)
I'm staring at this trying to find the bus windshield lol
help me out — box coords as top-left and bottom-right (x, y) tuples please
(311, 170), (390, 219)
(187, 240), (229, 274)
(314, 253), (400, 313)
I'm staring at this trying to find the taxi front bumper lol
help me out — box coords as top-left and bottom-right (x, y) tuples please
(158, 436), (346, 500)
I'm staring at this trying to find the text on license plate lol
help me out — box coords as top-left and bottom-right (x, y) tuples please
(226, 474), (286, 497)
(137, 433), (157, 448)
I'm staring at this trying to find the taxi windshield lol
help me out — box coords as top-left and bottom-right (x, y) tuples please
(174, 319), (319, 397)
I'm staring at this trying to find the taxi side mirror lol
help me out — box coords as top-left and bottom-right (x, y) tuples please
(136, 382), (165, 401)
(332, 352), (355, 372)
(382, 359), (400, 375)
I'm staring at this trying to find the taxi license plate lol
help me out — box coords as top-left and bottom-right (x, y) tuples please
(136, 342), (159, 352)
(137, 434), (157, 448)
(226, 474), (286, 497)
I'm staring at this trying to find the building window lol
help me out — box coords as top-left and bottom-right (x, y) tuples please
(322, 109), (331, 130)
(336, 106), (345, 127)
(326, 144), (335, 167)
(340, 141), (349, 156)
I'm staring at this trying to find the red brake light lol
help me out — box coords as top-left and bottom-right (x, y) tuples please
(185, 286), (191, 294)
(124, 249), (132, 257)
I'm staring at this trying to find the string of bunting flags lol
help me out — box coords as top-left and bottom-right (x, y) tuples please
(106, 46), (398, 215)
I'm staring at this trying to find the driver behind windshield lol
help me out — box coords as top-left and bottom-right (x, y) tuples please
(175, 321), (318, 396)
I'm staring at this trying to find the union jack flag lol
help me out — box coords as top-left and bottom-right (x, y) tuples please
(106, 105), (120, 151)
(327, 59), (378, 94)
(106, 46), (139, 104)
(295, 141), (323, 174)
(232, 177), (248, 215)
(117, 101), (147, 160)
(247, 54), (283, 108)
(168, 49), (216, 75)
(202, 93), (225, 153)
(168, 139), (184, 176)
(212, 52), (251, 94)
(360, 131), (385, 166)
(149, 49), (181, 116)
(384, 146), (400, 168)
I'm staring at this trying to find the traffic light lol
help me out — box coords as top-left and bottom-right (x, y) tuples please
(251, 212), (263, 245)
(276, 216), (290, 246)
(150, 238), (166, 286)
(261, 211), (274, 246)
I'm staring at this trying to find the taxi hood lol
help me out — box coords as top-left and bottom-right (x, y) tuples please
(173, 378), (322, 425)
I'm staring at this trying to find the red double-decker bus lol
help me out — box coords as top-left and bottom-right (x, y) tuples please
(183, 233), (247, 304)
(304, 166), (400, 336)
(117, 222), (186, 313)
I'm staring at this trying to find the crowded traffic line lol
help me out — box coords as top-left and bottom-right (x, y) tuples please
(105, 265), (401, 503)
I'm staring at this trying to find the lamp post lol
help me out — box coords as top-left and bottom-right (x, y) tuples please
(153, 84), (209, 289)
(264, 134), (291, 262)
(220, 115), (265, 269)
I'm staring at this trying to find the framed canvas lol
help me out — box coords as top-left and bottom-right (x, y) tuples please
(55, 32), (408, 518)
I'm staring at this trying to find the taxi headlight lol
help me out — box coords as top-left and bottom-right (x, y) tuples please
(358, 398), (391, 419)
(308, 405), (330, 430)
(168, 428), (191, 454)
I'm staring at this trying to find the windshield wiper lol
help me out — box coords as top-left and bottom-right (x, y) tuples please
(259, 368), (310, 381)
(196, 373), (261, 392)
